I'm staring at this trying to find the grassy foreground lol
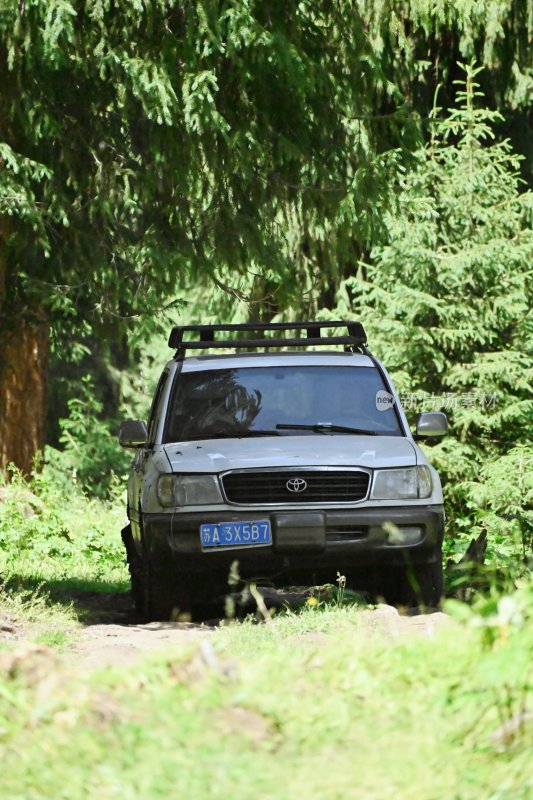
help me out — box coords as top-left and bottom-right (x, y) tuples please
(0, 597), (532, 800)
(1, 478), (532, 799)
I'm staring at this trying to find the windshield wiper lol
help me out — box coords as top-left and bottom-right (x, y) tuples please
(276, 423), (377, 436)
(186, 430), (282, 440)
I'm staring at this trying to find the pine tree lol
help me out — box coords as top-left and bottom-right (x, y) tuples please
(334, 63), (532, 572)
(0, 0), (419, 472)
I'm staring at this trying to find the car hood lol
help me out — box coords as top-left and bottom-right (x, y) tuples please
(163, 435), (418, 473)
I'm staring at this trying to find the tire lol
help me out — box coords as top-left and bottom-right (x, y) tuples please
(384, 560), (443, 609)
(121, 524), (145, 615)
(121, 524), (214, 620)
(143, 568), (196, 621)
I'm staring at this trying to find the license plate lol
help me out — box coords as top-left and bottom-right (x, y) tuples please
(200, 520), (271, 549)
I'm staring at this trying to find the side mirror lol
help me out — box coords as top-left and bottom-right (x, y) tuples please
(118, 419), (148, 448)
(415, 411), (448, 438)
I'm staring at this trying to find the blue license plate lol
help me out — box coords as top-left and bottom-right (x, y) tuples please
(200, 520), (272, 549)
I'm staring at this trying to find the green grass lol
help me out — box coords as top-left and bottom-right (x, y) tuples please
(0, 475), (128, 638)
(1, 476), (532, 799)
(0, 479), (127, 586)
(0, 597), (532, 800)
(32, 628), (71, 648)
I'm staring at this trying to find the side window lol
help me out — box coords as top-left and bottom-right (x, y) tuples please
(146, 371), (169, 445)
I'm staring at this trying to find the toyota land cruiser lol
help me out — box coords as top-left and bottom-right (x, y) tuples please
(119, 321), (448, 619)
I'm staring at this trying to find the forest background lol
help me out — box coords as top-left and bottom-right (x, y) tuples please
(0, 0), (531, 590)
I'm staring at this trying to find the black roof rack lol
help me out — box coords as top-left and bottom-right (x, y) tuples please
(168, 320), (367, 352)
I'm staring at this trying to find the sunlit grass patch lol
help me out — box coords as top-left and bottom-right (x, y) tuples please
(32, 629), (71, 649)
(0, 474), (128, 631)
(0, 594), (532, 800)
(0, 489), (127, 585)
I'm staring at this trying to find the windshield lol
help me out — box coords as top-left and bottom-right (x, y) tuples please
(163, 365), (402, 442)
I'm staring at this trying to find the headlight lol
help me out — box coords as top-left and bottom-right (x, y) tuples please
(371, 466), (433, 500)
(417, 465), (433, 498)
(156, 474), (222, 507)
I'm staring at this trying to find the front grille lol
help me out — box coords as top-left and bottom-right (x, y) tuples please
(222, 470), (370, 505)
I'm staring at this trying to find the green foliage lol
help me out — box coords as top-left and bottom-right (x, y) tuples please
(0, 0), (419, 348)
(446, 579), (533, 749)
(465, 446), (533, 569)
(3, 1), (533, 346)
(357, 1), (533, 147)
(3, 0), (533, 490)
(176, 0), (533, 322)
(329, 64), (533, 580)
(45, 376), (130, 498)
(0, 468), (127, 587)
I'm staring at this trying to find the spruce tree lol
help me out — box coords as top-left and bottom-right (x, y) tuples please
(0, 0), (418, 472)
(335, 63), (533, 572)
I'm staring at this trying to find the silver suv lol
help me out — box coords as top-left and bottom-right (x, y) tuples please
(119, 321), (447, 619)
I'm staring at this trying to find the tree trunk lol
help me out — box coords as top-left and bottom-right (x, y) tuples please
(0, 317), (49, 476)
(0, 224), (49, 476)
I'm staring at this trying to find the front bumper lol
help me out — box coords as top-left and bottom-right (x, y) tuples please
(137, 505), (444, 578)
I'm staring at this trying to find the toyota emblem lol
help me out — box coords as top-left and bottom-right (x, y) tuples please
(286, 477), (308, 493)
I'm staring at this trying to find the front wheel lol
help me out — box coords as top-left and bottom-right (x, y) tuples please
(384, 560), (443, 609)
(143, 568), (199, 621)
(121, 524), (145, 615)
(121, 525), (193, 620)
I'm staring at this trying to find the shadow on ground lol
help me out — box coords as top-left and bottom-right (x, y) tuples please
(69, 584), (345, 626)
(2, 574), (136, 625)
(3, 572), (445, 630)
(2, 572), (367, 626)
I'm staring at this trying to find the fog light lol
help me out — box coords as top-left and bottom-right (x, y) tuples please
(385, 525), (423, 545)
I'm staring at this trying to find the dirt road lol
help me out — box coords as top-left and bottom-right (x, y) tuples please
(72, 606), (452, 669)
(74, 588), (453, 670)
(1, 588), (453, 670)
